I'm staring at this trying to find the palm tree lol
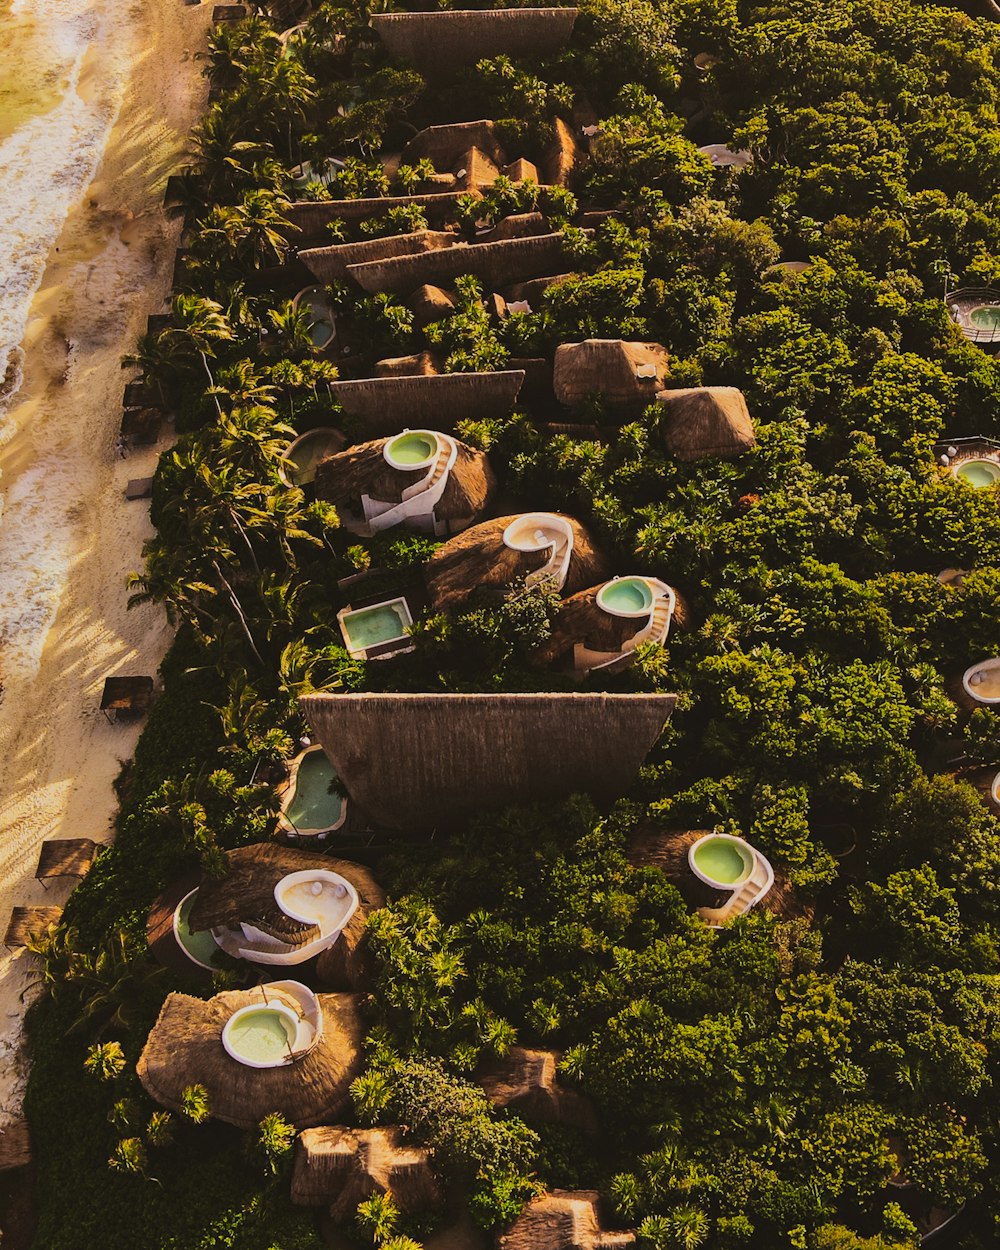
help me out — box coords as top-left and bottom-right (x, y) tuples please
(146, 1111), (175, 1148)
(84, 1041), (127, 1081)
(255, 1112), (296, 1175)
(181, 1084), (211, 1125)
(108, 1137), (148, 1177)
(356, 1192), (400, 1244)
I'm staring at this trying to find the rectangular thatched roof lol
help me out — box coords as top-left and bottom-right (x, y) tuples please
(371, 9), (578, 73)
(346, 232), (590, 295)
(300, 693), (676, 830)
(285, 193), (476, 243)
(300, 231), (459, 284)
(327, 371), (525, 435)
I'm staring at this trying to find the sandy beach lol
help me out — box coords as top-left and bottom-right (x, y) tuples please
(0, 0), (209, 1116)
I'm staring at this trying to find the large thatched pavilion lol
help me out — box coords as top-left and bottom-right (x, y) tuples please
(313, 431), (495, 538)
(300, 692), (676, 830)
(553, 340), (670, 409)
(424, 512), (611, 614)
(370, 8), (578, 74)
(137, 987), (364, 1129)
(656, 386), (756, 460)
(325, 371), (525, 436)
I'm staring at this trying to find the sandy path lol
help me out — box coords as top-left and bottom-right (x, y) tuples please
(0, 0), (210, 1115)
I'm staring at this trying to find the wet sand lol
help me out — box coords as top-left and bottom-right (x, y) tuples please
(0, 0), (210, 1114)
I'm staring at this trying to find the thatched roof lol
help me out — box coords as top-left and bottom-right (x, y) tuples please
(4, 906), (62, 949)
(291, 1126), (442, 1216)
(478, 1048), (597, 1132)
(402, 120), (507, 170)
(542, 117), (583, 188)
(498, 1191), (635, 1250)
(300, 232), (458, 284)
(326, 371), (525, 436)
(300, 693), (676, 830)
(188, 844), (384, 952)
(506, 157), (540, 183)
(478, 212), (549, 244)
(656, 386), (756, 460)
(35, 838), (97, 881)
(409, 284), (455, 328)
(554, 340), (669, 409)
(454, 147), (502, 190)
(505, 273), (574, 304)
(425, 513), (611, 614)
(625, 825), (808, 921)
(314, 435), (496, 533)
(137, 988), (365, 1129)
(285, 192), (477, 243)
(532, 582), (685, 668)
(374, 351), (441, 377)
(371, 9), (578, 74)
(346, 232), (591, 296)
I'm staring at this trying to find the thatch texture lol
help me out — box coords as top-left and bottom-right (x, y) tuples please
(137, 988), (364, 1129)
(553, 340), (669, 409)
(346, 232), (591, 295)
(542, 117), (583, 187)
(314, 435), (496, 535)
(326, 371), (525, 435)
(409, 284), (455, 328)
(478, 212), (549, 243)
(4, 907), (62, 949)
(300, 693), (676, 830)
(300, 232), (458, 284)
(505, 273), (573, 304)
(291, 1126), (442, 1216)
(506, 157), (540, 183)
(533, 586), (643, 667)
(35, 838), (98, 882)
(656, 386), (756, 460)
(454, 147), (502, 190)
(188, 844), (384, 958)
(425, 513), (611, 614)
(478, 1048), (597, 1132)
(371, 9), (578, 74)
(498, 1191), (635, 1250)
(374, 351), (441, 377)
(285, 192), (476, 242)
(402, 120), (507, 169)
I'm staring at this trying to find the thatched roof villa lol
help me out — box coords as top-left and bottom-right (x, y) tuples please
(534, 576), (686, 677)
(498, 1191), (635, 1250)
(313, 430), (496, 537)
(478, 1047), (597, 1132)
(326, 370), (525, 436)
(284, 191), (478, 245)
(553, 340), (669, 409)
(403, 120), (508, 169)
(137, 985), (364, 1129)
(300, 692), (676, 830)
(291, 1126), (441, 1218)
(185, 844), (384, 972)
(299, 231), (458, 285)
(425, 512), (611, 613)
(656, 386), (756, 460)
(371, 8), (578, 74)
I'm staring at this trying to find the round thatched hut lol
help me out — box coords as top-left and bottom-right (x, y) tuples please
(533, 576), (687, 676)
(656, 386), (756, 460)
(291, 1126), (442, 1217)
(137, 987), (364, 1129)
(314, 430), (495, 538)
(424, 512), (611, 614)
(553, 340), (670, 410)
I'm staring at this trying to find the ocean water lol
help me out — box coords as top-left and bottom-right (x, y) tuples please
(0, 0), (128, 410)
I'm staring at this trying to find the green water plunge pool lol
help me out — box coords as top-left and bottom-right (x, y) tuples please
(284, 749), (344, 833)
(387, 431), (436, 466)
(340, 599), (412, 651)
(691, 837), (753, 886)
(956, 458), (1000, 488)
(224, 1007), (295, 1065)
(969, 304), (1000, 332)
(598, 576), (653, 615)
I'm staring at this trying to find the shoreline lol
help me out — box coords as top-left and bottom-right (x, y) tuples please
(0, 0), (210, 1117)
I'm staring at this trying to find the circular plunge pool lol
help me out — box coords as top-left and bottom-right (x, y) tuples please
(385, 430), (437, 469)
(597, 576), (653, 616)
(955, 458), (1000, 488)
(969, 305), (1000, 332)
(222, 1003), (298, 1068)
(688, 834), (754, 889)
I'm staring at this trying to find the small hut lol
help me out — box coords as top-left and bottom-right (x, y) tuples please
(409, 284), (455, 329)
(656, 386), (756, 460)
(498, 1191), (635, 1250)
(478, 1048), (597, 1133)
(326, 371), (525, 436)
(542, 117), (583, 187)
(425, 513), (611, 614)
(137, 988), (364, 1129)
(371, 9), (578, 74)
(402, 120), (508, 169)
(291, 1126), (442, 1217)
(553, 340), (670, 410)
(313, 431), (496, 538)
(299, 232), (458, 285)
(300, 692), (676, 830)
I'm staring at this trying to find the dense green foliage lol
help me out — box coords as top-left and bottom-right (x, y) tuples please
(21, 0), (1000, 1245)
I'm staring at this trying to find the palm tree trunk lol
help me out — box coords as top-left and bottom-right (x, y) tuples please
(212, 559), (265, 666)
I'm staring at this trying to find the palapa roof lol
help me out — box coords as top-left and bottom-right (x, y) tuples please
(478, 1048), (597, 1132)
(542, 117), (583, 188)
(533, 581), (686, 667)
(291, 1126), (442, 1216)
(656, 386), (756, 460)
(505, 272), (574, 304)
(409, 284), (455, 328)
(506, 156), (541, 183)
(314, 435), (496, 532)
(285, 192), (476, 242)
(326, 371), (525, 436)
(137, 988), (364, 1129)
(300, 231), (458, 284)
(403, 120), (507, 170)
(498, 1191), (635, 1250)
(454, 147), (503, 190)
(188, 844), (384, 950)
(478, 212), (549, 243)
(346, 232), (591, 295)
(374, 351), (441, 377)
(300, 692), (676, 830)
(425, 513), (611, 614)
(371, 8), (578, 74)
(553, 340), (669, 409)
